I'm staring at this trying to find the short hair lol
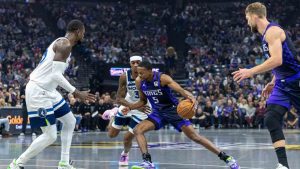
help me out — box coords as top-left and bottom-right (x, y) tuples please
(66, 19), (84, 32)
(138, 61), (152, 70)
(245, 2), (267, 18)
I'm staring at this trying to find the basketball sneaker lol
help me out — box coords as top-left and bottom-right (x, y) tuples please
(7, 159), (24, 169)
(276, 163), (288, 169)
(131, 161), (155, 169)
(102, 107), (119, 120)
(58, 160), (76, 169)
(226, 156), (240, 169)
(119, 153), (129, 166)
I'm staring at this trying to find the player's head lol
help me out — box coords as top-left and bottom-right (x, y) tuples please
(137, 61), (153, 80)
(66, 19), (85, 44)
(245, 2), (267, 33)
(129, 55), (142, 73)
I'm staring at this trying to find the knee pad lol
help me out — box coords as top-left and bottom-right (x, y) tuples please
(264, 104), (287, 143)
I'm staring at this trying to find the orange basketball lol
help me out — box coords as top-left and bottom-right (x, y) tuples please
(177, 99), (196, 119)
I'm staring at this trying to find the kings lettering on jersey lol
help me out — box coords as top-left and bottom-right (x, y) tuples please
(141, 72), (178, 111)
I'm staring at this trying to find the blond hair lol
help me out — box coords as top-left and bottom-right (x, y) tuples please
(245, 2), (267, 18)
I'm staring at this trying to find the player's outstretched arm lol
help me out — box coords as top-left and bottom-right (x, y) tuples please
(160, 74), (195, 103)
(115, 73), (131, 106)
(249, 26), (283, 75)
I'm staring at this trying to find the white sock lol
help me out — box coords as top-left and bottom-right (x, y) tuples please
(122, 151), (128, 156)
(16, 125), (57, 166)
(58, 112), (76, 162)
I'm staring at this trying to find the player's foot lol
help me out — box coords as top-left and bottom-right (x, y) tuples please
(119, 153), (129, 166)
(226, 156), (240, 169)
(58, 161), (76, 169)
(102, 107), (119, 120)
(7, 159), (24, 169)
(131, 161), (155, 169)
(276, 163), (288, 169)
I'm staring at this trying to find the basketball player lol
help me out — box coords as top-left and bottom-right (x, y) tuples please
(8, 20), (96, 169)
(122, 61), (240, 169)
(232, 2), (300, 169)
(102, 56), (150, 166)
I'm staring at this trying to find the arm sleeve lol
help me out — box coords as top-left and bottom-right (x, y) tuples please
(51, 61), (76, 93)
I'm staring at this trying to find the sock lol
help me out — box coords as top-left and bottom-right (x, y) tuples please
(275, 147), (289, 168)
(218, 151), (230, 162)
(58, 113), (76, 163)
(122, 151), (128, 156)
(142, 152), (152, 163)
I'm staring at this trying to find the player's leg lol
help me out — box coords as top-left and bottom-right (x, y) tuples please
(54, 98), (76, 169)
(181, 125), (239, 169)
(265, 83), (292, 169)
(132, 113), (160, 169)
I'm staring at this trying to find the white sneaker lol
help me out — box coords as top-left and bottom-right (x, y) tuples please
(7, 159), (24, 169)
(276, 163), (288, 169)
(58, 161), (76, 169)
(19, 133), (25, 136)
(32, 133), (36, 137)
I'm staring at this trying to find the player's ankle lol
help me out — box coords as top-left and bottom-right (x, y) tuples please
(142, 152), (152, 163)
(218, 151), (230, 162)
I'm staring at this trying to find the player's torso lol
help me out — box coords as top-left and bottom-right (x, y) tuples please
(261, 23), (300, 80)
(125, 70), (140, 103)
(30, 37), (71, 91)
(141, 71), (178, 111)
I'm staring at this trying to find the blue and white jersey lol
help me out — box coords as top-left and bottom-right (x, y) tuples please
(29, 37), (71, 91)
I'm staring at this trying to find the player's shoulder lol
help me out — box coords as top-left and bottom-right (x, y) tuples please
(119, 73), (127, 83)
(265, 26), (284, 41)
(53, 38), (72, 51)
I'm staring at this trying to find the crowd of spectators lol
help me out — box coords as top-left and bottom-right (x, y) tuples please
(0, 0), (299, 134)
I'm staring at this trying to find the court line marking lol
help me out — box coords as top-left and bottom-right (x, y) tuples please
(0, 164), (85, 169)
(0, 159), (264, 169)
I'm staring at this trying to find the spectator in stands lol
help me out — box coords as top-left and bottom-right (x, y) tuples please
(0, 114), (11, 137)
(284, 107), (298, 129)
(69, 97), (81, 132)
(164, 46), (178, 75)
(94, 95), (113, 131)
(214, 99), (224, 128)
(245, 101), (256, 128)
(254, 101), (266, 128)
(223, 99), (234, 128)
(203, 100), (214, 128)
(79, 100), (93, 132)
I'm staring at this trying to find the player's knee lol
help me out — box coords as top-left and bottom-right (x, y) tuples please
(69, 115), (76, 127)
(133, 127), (143, 135)
(46, 131), (57, 144)
(264, 104), (287, 143)
(108, 128), (118, 138)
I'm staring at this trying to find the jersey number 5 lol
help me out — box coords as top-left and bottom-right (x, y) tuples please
(152, 97), (159, 104)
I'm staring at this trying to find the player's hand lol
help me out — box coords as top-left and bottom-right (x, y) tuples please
(232, 68), (254, 83)
(262, 82), (275, 98)
(73, 90), (96, 104)
(187, 96), (197, 112)
(121, 107), (130, 115)
(137, 105), (151, 114)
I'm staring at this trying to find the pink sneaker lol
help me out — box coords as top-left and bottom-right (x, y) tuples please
(119, 153), (129, 166)
(102, 107), (118, 120)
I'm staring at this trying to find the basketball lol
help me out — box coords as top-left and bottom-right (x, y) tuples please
(177, 99), (196, 119)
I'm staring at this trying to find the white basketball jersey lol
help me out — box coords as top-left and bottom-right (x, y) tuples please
(125, 70), (140, 103)
(30, 37), (71, 91)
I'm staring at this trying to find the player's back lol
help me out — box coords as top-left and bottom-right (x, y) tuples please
(140, 71), (178, 111)
(30, 37), (70, 91)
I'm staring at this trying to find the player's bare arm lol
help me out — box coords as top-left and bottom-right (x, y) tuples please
(249, 27), (284, 74)
(116, 73), (131, 106)
(160, 74), (196, 103)
(232, 27), (284, 83)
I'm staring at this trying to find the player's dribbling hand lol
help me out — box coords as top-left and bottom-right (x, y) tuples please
(74, 90), (96, 104)
(121, 107), (130, 115)
(232, 68), (254, 83)
(187, 96), (198, 112)
(262, 82), (275, 98)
